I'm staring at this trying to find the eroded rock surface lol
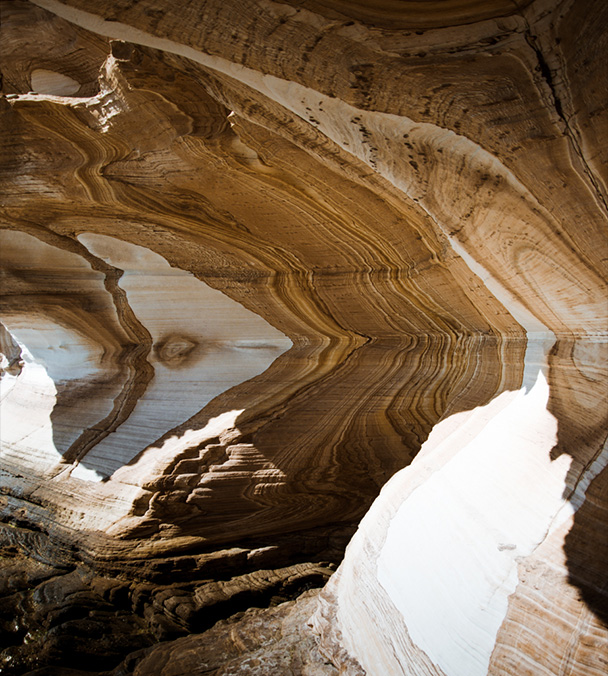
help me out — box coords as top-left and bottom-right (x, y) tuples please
(0, 0), (606, 674)
(0, 540), (336, 674)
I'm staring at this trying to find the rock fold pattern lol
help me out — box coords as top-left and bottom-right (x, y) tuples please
(0, 0), (606, 674)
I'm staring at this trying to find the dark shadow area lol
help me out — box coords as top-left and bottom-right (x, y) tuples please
(548, 338), (608, 628)
(563, 464), (608, 626)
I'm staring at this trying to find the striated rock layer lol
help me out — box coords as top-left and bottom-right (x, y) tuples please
(0, 0), (606, 674)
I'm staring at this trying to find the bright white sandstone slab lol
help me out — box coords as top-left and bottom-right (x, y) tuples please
(75, 234), (291, 479)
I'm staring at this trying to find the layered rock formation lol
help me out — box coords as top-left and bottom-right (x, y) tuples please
(1, 0), (606, 674)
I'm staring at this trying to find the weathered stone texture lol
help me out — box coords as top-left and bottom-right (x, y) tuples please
(0, 0), (606, 674)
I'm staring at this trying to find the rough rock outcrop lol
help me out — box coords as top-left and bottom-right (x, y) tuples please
(0, 0), (606, 674)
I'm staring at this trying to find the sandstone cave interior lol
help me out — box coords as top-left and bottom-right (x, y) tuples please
(0, 1), (607, 675)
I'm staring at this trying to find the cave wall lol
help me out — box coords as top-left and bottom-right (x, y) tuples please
(0, 0), (606, 674)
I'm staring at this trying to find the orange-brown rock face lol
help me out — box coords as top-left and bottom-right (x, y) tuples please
(0, 0), (606, 674)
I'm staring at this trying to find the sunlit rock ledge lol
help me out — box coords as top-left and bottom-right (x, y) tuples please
(0, 0), (606, 674)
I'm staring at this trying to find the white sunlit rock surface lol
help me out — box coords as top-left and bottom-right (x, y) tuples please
(73, 233), (291, 478)
(314, 366), (575, 676)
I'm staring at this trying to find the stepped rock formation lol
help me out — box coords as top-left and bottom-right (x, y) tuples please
(0, 0), (607, 674)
